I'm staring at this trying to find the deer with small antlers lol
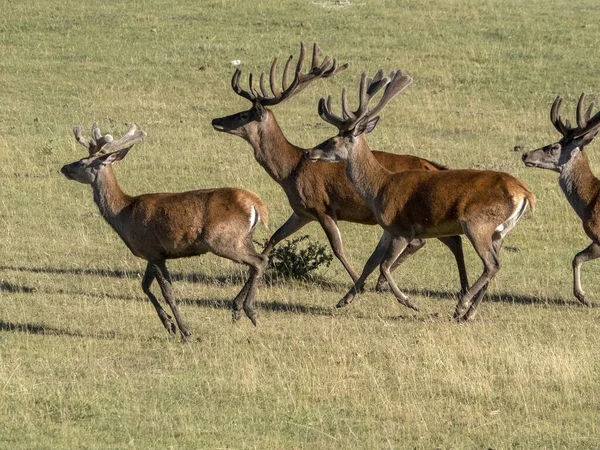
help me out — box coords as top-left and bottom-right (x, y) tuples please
(61, 123), (269, 340)
(307, 70), (535, 320)
(212, 42), (470, 294)
(522, 94), (600, 306)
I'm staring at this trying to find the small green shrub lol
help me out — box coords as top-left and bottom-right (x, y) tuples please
(262, 235), (333, 281)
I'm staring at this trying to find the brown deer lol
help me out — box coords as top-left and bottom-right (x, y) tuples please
(61, 123), (269, 341)
(306, 70), (535, 320)
(522, 94), (600, 306)
(212, 42), (469, 294)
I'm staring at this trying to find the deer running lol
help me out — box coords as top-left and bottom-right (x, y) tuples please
(522, 94), (600, 306)
(212, 42), (469, 294)
(307, 70), (535, 320)
(61, 123), (269, 340)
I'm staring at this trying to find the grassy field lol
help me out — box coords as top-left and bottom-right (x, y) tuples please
(2, 0), (600, 448)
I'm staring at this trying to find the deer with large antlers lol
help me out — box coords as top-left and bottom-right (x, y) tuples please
(522, 94), (600, 306)
(307, 70), (535, 320)
(212, 42), (469, 294)
(61, 123), (269, 340)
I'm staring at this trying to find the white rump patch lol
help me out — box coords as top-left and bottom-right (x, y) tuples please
(495, 197), (527, 237)
(249, 206), (260, 232)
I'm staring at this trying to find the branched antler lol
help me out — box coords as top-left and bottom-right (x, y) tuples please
(231, 42), (348, 106)
(318, 69), (413, 132)
(72, 123), (146, 155)
(551, 93), (600, 138)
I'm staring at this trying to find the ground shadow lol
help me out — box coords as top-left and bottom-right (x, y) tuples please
(0, 281), (37, 294)
(180, 297), (334, 317)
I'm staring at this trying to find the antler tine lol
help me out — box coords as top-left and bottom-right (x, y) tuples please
(257, 42), (347, 107)
(341, 87), (353, 120)
(269, 57), (281, 98)
(231, 68), (256, 103)
(281, 54), (295, 92)
(365, 71), (413, 120)
(311, 42), (320, 70)
(73, 125), (90, 151)
(577, 93), (588, 129)
(322, 58), (348, 78)
(550, 95), (569, 136)
(318, 95), (347, 130)
(91, 122), (103, 141)
(102, 124), (146, 154)
(585, 101), (595, 122)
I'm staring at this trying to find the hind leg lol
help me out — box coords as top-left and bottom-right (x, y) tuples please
(380, 236), (420, 311)
(213, 238), (268, 326)
(454, 227), (500, 320)
(573, 242), (600, 306)
(152, 261), (192, 341)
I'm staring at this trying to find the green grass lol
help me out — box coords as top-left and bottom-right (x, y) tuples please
(2, 0), (600, 448)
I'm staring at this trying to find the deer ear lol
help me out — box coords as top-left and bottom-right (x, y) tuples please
(98, 147), (132, 165)
(352, 116), (380, 137)
(580, 127), (600, 149)
(363, 116), (380, 135)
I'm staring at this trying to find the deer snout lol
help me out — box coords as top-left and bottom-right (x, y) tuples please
(211, 118), (225, 131)
(305, 149), (321, 162)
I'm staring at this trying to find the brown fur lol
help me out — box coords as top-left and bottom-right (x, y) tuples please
(212, 109), (469, 291)
(62, 129), (269, 340)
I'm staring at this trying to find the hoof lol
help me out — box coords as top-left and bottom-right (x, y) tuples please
(232, 309), (242, 322)
(165, 321), (177, 335)
(575, 292), (592, 307)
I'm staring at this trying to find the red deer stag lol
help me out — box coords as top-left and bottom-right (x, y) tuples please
(307, 70), (535, 320)
(212, 42), (469, 294)
(61, 123), (269, 341)
(522, 93), (600, 306)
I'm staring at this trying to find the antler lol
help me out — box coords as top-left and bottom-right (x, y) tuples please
(319, 69), (413, 132)
(551, 93), (600, 138)
(231, 42), (348, 107)
(72, 123), (146, 155)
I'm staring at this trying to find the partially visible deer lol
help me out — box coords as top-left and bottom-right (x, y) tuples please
(61, 123), (269, 341)
(522, 94), (600, 306)
(212, 42), (469, 294)
(307, 70), (535, 320)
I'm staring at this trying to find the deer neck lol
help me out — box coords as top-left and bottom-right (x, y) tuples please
(558, 150), (600, 218)
(92, 166), (133, 233)
(245, 114), (302, 182)
(345, 137), (389, 205)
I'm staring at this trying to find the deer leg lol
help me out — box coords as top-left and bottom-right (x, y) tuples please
(152, 261), (192, 342)
(319, 214), (360, 283)
(213, 240), (268, 326)
(438, 235), (470, 295)
(142, 262), (177, 335)
(337, 231), (392, 308)
(454, 230), (500, 321)
(375, 238), (425, 292)
(573, 242), (600, 306)
(380, 236), (420, 311)
(262, 213), (311, 255)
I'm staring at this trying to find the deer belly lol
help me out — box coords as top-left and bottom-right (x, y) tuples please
(413, 221), (463, 239)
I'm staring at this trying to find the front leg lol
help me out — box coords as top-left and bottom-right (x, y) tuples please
(337, 232), (392, 308)
(572, 242), (600, 306)
(375, 238), (425, 292)
(318, 214), (360, 284)
(380, 236), (420, 311)
(152, 261), (192, 342)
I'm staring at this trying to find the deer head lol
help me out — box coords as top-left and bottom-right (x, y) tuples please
(522, 94), (600, 172)
(307, 69), (413, 162)
(211, 42), (347, 139)
(61, 123), (146, 184)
